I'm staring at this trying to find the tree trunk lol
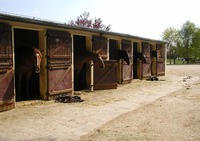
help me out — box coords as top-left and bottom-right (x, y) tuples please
(169, 49), (172, 64)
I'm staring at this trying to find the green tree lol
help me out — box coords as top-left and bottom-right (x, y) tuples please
(179, 21), (196, 63)
(161, 27), (179, 64)
(191, 28), (200, 61)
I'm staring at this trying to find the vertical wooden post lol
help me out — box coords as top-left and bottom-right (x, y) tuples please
(71, 34), (74, 95)
(118, 40), (122, 84)
(90, 60), (94, 91)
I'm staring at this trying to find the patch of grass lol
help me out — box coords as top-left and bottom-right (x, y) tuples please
(167, 59), (184, 65)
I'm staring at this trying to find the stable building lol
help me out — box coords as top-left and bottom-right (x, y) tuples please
(0, 13), (166, 111)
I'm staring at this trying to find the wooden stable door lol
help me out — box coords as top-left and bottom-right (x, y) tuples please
(142, 42), (152, 78)
(0, 23), (15, 111)
(92, 36), (118, 90)
(156, 44), (165, 76)
(46, 30), (72, 98)
(121, 39), (133, 83)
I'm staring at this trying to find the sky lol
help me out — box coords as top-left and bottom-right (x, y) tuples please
(0, 0), (199, 40)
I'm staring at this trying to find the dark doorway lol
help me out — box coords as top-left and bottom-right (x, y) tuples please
(133, 42), (138, 79)
(14, 28), (40, 101)
(109, 39), (118, 60)
(73, 35), (87, 90)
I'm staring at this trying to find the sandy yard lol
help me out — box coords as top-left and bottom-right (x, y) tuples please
(0, 65), (200, 141)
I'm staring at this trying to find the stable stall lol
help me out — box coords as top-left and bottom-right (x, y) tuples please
(46, 30), (72, 99)
(0, 23), (14, 111)
(141, 42), (152, 78)
(121, 39), (133, 83)
(92, 36), (118, 90)
(156, 43), (166, 76)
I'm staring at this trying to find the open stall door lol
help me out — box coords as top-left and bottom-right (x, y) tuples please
(121, 39), (133, 83)
(156, 44), (165, 76)
(109, 39), (118, 60)
(14, 28), (40, 101)
(92, 36), (118, 90)
(133, 42), (139, 79)
(142, 42), (151, 78)
(46, 30), (72, 99)
(0, 23), (15, 111)
(73, 35), (87, 90)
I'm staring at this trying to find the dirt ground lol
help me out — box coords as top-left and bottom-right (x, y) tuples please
(0, 65), (200, 141)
